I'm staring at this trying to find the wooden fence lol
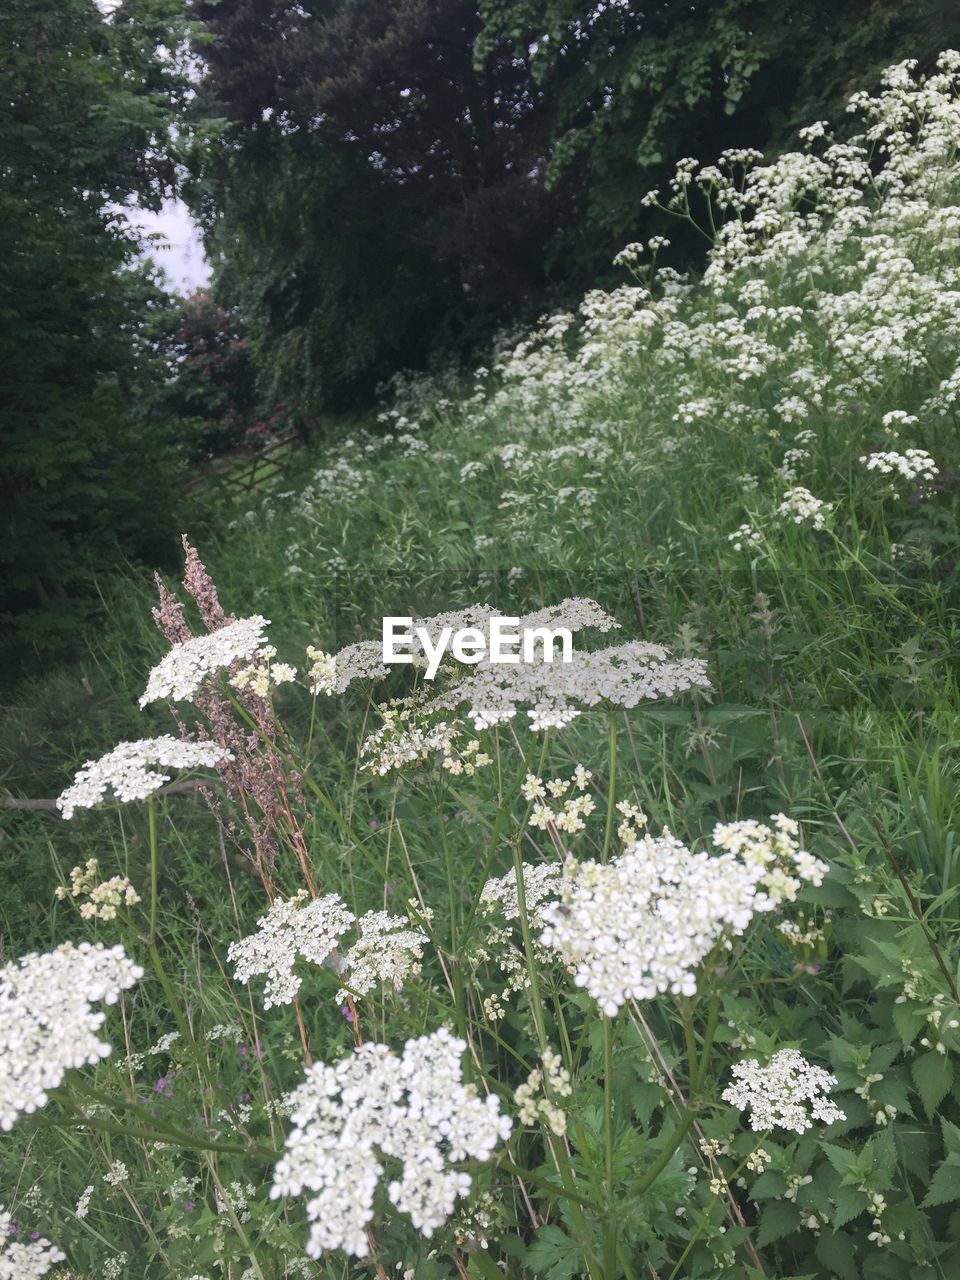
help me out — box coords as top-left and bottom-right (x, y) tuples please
(182, 431), (303, 496)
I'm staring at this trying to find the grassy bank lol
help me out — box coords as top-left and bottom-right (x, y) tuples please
(1, 54), (959, 1280)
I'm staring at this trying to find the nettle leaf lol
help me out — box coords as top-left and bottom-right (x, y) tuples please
(911, 1051), (954, 1117)
(820, 1141), (862, 1180)
(750, 1169), (788, 1200)
(757, 1200), (800, 1247)
(524, 1225), (582, 1280)
(832, 1183), (868, 1227)
(892, 1001), (928, 1046)
(864, 1127), (897, 1184)
(868, 1042), (904, 1074)
(941, 1115), (960, 1157)
(922, 1154), (960, 1208)
(816, 1228), (859, 1280)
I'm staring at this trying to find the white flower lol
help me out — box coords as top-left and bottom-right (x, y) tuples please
(338, 911), (429, 1000)
(270, 1028), (511, 1258)
(776, 487), (832, 530)
(0, 1205), (64, 1278)
(722, 1049), (845, 1132)
(57, 736), (232, 819)
(140, 615), (270, 706)
(0, 943), (142, 1130)
(860, 449), (938, 485)
(540, 816), (826, 1016)
(480, 863), (563, 928)
(228, 893), (355, 1008)
(728, 523), (762, 552)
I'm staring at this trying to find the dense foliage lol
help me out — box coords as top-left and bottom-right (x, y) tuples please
(0, 0), (191, 677)
(2, 55), (960, 1279)
(188, 0), (960, 412)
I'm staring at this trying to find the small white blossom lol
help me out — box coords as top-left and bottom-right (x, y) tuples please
(270, 1028), (512, 1258)
(0, 1206), (64, 1278)
(57, 736), (231, 819)
(0, 943), (142, 1131)
(722, 1049), (845, 1132)
(228, 893), (356, 1008)
(140, 616), (270, 706)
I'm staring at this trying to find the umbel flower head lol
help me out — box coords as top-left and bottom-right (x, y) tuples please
(540, 816), (828, 1016)
(0, 1205), (64, 1279)
(0, 942), (142, 1131)
(228, 893), (429, 1008)
(722, 1048), (845, 1133)
(139, 614), (270, 706)
(228, 893), (356, 1009)
(270, 1028), (512, 1258)
(57, 736), (232, 819)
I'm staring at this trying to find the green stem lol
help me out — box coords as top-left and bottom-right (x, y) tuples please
(602, 714), (618, 863)
(633, 1105), (698, 1197)
(147, 797), (158, 946)
(602, 1014), (618, 1273)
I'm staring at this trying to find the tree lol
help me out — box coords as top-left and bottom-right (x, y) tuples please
(476, 0), (960, 274)
(0, 0), (187, 677)
(187, 0), (564, 415)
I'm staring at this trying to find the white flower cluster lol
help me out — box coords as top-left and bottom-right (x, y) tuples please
(523, 766), (595, 833)
(540, 816), (828, 1016)
(231, 644), (297, 696)
(57, 735), (232, 819)
(270, 1028), (512, 1257)
(776, 486), (832, 530)
(431, 637), (710, 732)
(515, 1046), (572, 1135)
(0, 942), (142, 1130)
(55, 859), (140, 920)
(228, 893), (355, 1008)
(722, 1048), (845, 1132)
(860, 449), (939, 485)
(728, 523), (763, 552)
(306, 641), (388, 696)
(139, 615), (270, 706)
(480, 862), (563, 928)
(360, 707), (491, 777)
(337, 911), (428, 1001)
(0, 1207), (64, 1279)
(229, 894), (429, 1008)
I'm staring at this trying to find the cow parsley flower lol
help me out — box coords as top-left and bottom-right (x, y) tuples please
(270, 1029), (512, 1258)
(515, 1046), (572, 1135)
(0, 1206), (64, 1278)
(540, 816), (827, 1015)
(55, 859), (140, 920)
(430, 637), (709, 732)
(722, 1049), (845, 1132)
(57, 736), (232, 819)
(338, 911), (428, 1000)
(140, 615), (270, 706)
(776, 486), (832, 530)
(0, 942), (142, 1130)
(480, 863), (563, 927)
(860, 449), (939, 485)
(228, 893), (356, 1008)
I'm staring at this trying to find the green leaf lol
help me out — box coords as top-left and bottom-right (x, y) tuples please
(821, 1142), (861, 1179)
(892, 1002), (927, 1046)
(757, 1200), (800, 1247)
(911, 1051), (954, 1117)
(815, 1229), (859, 1280)
(922, 1155), (960, 1207)
(524, 1225), (582, 1280)
(832, 1184), (868, 1227)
